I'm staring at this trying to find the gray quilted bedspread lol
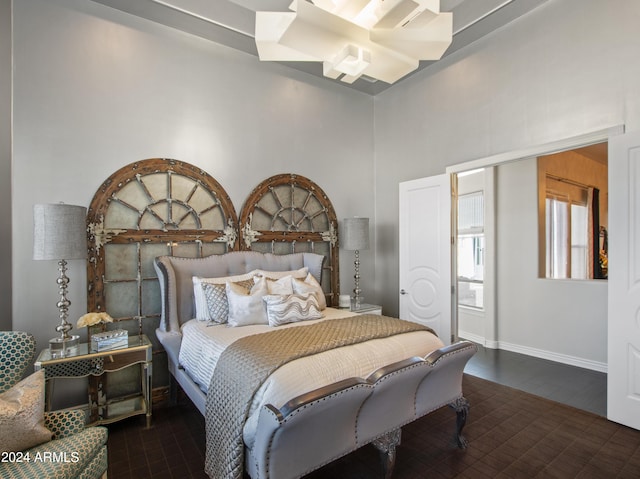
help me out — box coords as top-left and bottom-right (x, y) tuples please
(204, 314), (432, 479)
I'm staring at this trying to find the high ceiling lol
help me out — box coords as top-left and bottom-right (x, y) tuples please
(90, 0), (548, 95)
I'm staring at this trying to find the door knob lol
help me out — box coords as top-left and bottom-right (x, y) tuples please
(400, 289), (408, 295)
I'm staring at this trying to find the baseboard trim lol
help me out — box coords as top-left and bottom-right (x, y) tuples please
(457, 331), (486, 346)
(499, 341), (608, 373)
(458, 331), (608, 373)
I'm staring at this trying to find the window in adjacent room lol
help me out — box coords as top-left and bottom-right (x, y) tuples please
(545, 181), (589, 279)
(458, 191), (484, 309)
(538, 143), (608, 280)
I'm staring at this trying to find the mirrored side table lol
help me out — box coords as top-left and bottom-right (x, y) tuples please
(350, 303), (383, 315)
(34, 334), (152, 427)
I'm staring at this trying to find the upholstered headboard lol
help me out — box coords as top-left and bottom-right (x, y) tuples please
(154, 251), (325, 333)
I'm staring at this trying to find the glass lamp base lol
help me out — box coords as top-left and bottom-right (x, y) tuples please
(351, 296), (364, 309)
(49, 335), (80, 358)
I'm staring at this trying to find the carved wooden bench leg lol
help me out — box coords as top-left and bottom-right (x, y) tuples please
(449, 396), (470, 448)
(372, 428), (402, 479)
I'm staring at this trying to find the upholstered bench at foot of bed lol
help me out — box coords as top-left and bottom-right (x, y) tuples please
(246, 340), (477, 479)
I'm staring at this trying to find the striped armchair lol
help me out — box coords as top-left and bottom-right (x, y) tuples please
(0, 331), (108, 479)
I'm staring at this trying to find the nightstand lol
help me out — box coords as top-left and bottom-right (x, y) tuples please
(350, 303), (383, 315)
(34, 334), (152, 427)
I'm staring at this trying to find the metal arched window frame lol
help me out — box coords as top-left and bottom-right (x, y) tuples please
(86, 158), (238, 334)
(238, 173), (339, 306)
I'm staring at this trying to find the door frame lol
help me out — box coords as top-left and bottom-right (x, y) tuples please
(446, 126), (622, 176)
(453, 166), (498, 347)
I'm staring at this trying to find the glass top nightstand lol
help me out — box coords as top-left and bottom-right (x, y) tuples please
(35, 334), (151, 364)
(34, 334), (152, 427)
(350, 303), (383, 315)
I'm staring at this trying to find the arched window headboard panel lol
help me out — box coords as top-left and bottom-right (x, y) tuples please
(238, 173), (339, 307)
(86, 158), (238, 343)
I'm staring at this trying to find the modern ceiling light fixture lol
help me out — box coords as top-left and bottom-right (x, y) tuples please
(255, 0), (452, 84)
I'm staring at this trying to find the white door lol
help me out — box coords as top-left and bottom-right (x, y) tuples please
(608, 130), (640, 430)
(399, 175), (452, 344)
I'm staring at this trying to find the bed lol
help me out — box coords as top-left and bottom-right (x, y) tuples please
(154, 251), (476, 479)
(85, 159), (477, 479)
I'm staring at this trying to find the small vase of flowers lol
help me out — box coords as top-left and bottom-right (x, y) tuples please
(77, 312), (114, 338)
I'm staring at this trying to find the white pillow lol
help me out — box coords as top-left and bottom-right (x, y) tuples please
(226, 279), (269, 327)
(253, 275), (294, 295)
(263, 293), (323, 326)
(254, 267), (309, 280)
(0, 370), (52, 453)
(293, 273), (327, 310)
(193, 271), (256, 322)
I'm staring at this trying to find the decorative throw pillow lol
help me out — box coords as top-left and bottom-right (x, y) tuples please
(254, 267), (309, 280)
(226, 279), (269, 327)
(200, 283), (230, 323)
(0, 370), (51, 453)
(293, 273), (327, 310)
(193, 271), (256, 322)
(253, 275), (294, 295)
(263, 293), (323, 327)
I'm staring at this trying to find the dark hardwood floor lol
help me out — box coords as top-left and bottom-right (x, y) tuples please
(464, 343), (607, 416)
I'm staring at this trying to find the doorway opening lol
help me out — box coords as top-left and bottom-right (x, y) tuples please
(452, 140), (609, 417)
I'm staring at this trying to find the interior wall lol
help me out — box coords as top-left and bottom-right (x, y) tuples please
(11, 0), (375, 353)
(496, 159), (607, 367)
(374, 0), (640, 365)
(0, 0), (11, 330)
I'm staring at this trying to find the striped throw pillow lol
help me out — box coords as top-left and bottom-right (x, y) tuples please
(263, 293), (323, 327)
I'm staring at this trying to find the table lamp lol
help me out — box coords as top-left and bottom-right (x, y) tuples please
(33, 203), (87, 357)
(341, 217), (369, 308)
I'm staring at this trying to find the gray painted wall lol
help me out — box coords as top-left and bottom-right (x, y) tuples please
(11, 0), (375, 353)
(0, 0), (11, 331)
(374, 0), (639, 365)
(496, 158), (607, 365)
